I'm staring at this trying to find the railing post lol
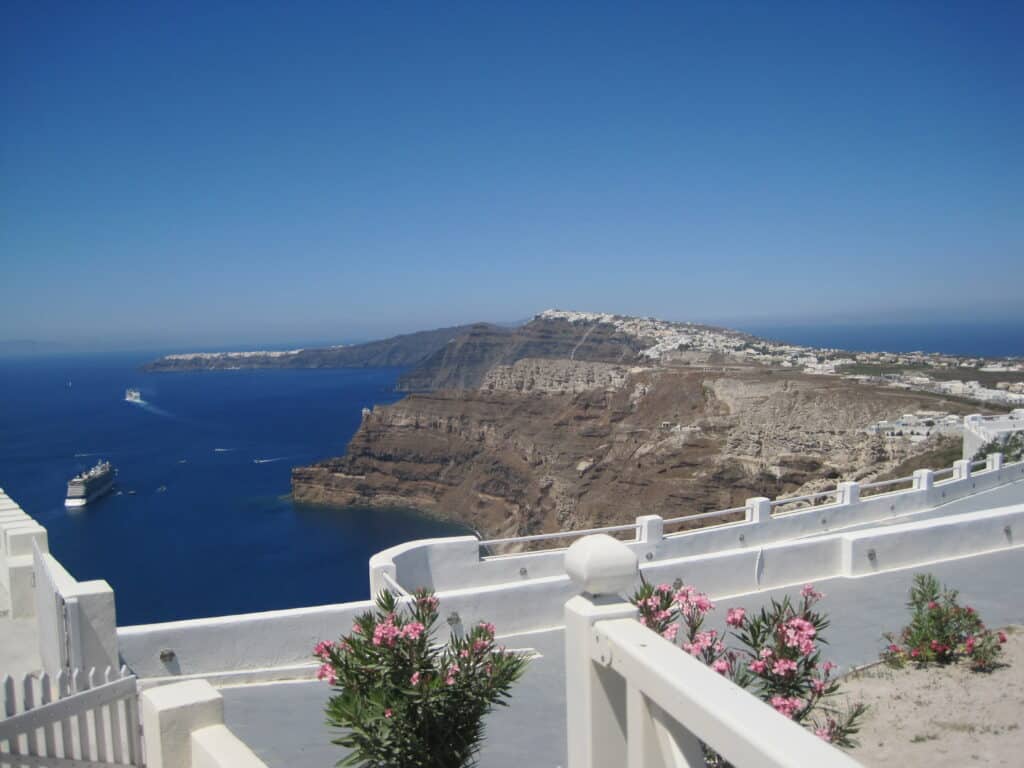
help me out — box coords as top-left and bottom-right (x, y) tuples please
(836, 481), (860, 506)
(564, 535), (639, 768)
(141, 680), (224, 768)
(745, 497), (771, 525)
(913, 469), (934, 490)
(986, 452), (1004, 472)
(636, 515), (663, 563)
(953, 459), (972, 481)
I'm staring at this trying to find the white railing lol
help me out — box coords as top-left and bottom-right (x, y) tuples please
(480, 521), (639, 549)
(477, 453), (1014, 553)
(1, 666), (142, 766)
(367, 453), (1022, 600)
(563, 534), (862, 768)
(770, 489), (839, 514)
(661, 506), (745, 533)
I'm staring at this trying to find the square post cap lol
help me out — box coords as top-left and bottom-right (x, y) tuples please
(565, 534), (638, 596)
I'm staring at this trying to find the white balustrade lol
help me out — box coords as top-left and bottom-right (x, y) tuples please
(563, 535), (864, 768)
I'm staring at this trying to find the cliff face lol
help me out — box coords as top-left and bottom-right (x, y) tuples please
(395, 316), (647, 391)
(292, 366), (974, 539)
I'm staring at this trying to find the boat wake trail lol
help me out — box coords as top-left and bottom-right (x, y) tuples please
(213, 448), (235, 453)
(253, 456), (289, 464)
(134, 401), (177, 419)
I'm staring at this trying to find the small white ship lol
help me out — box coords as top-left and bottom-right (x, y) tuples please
(125, 388), (143, 403)
(65, 461), (116, 508)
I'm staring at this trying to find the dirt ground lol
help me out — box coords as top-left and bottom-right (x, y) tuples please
(840, 626), (1023, 767)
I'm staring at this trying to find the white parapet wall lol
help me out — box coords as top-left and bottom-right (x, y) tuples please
(117, 456), (1024, 681)
(140, 679), (268, 768)
(963, 410), (1024, 459)
(0, 490), (118, 673)
(562, 535), (864, 768)
(0, 489), (48, 618)
(33, 544), (119, 674)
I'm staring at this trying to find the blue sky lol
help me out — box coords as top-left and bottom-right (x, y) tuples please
(2, 2), (1021, 349)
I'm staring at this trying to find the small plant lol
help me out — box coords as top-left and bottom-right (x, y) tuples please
(972, 432), (1024, 463)
(881, 573), (1007, 672)
(633, 580), (866, 755)
(314, 588), (529, 768)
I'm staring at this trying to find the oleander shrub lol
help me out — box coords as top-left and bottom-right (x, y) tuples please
(633, 579), (866, 758)
(972, 432), (1024, 463)
(881, 573), (1007, 672)
(314, 588), (529, 768)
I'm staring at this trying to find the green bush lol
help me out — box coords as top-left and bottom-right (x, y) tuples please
(314, 589), (528, 768)
(972, 431), (1024, 463)
(882, 573), (1007, 672)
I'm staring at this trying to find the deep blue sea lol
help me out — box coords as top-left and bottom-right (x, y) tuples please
(0, 355), (466, 626)
(736, 323), (1024, 358)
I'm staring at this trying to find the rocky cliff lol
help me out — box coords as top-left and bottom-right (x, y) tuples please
(395, 315), (648, 391)
(292, 365), (977, 540)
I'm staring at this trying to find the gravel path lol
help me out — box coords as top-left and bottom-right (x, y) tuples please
(841, 625), (1023, 767)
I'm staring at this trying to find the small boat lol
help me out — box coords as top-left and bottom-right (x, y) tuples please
(125, 388), (143, 403)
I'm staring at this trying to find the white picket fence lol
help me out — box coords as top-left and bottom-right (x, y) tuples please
(0, 666), (142, 767)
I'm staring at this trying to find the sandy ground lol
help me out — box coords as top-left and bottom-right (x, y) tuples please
(841, 625), (1023, 767)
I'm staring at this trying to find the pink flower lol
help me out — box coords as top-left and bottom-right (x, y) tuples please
(726, 607), (746, 627)
(351, 623), (363, 634)
(821, 661), (837, 674)
(928, 601), (939, 610)
(313, 641), (333, 660)
(815, 717), (839, 742)
(910, 648), (920, 659)
(674, 586), (714, 617)
(772, 658), (798, 676)
(384, 708), (393, 718)
(998, 631), (1008, 644)
(478, 622), (496, 637)
(712, 659), (730, 675)
(682, 630), (718, 657)
(759, 647), (774, 660)
(473, 638), (489, 653)
(769, 695), (803, 719)
(801, 584), (824, 602)
(655, 583), (673, 595)
(410, 671), (421, 685)
(748, 660), (767, 674)
(316, 663), (336, 685)
(781, 617), (817, 656)
(372, 616), (400, 647)
(400, 621), (425, 641)
(887, 644), (901, 654)
(416, 594), (439, 611)
(460, 649), (470, 658)
(811, 679), (827, 694)
(661, 624), (679, 642)
(965, 635), (976, 653)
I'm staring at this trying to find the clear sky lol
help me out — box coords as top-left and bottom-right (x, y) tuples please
(2, 2), (1021, 350)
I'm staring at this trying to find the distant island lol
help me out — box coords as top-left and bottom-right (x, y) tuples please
(142, 323), (497, 373)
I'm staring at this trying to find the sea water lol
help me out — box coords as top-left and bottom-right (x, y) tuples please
(0, 354), (466, 625)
